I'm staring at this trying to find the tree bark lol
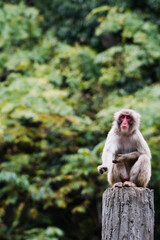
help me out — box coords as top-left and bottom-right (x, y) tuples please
(102, 187), (154, 240)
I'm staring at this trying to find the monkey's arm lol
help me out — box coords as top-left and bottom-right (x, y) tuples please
(98, 151), (114, 174)
(113, 152), (140, 163)
(136, 130), (151, 159)
(97, 130), (117, 174)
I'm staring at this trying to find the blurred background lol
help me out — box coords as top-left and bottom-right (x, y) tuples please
(0, 0), (160, 239)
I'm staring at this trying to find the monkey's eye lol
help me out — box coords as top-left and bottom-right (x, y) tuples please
(126, 116), (131, 119)
(121, 115), (125, 119)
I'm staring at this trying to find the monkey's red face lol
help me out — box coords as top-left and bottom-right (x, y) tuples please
(119, 114), (132, 131)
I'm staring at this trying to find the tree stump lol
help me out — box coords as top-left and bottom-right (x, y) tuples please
(102, 187), (154, 240)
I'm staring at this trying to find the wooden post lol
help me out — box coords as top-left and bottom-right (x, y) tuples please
(102, 187), (154, 240)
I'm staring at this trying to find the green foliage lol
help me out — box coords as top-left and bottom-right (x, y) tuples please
(88, 6), (160, 92)
(0, 3), (41, 48)
(24, 226), (64, 240)
(4, 0), (105, 47)
(0, 1), (160, 240)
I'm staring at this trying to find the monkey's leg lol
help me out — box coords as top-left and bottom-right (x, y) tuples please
(130, 155), (151, 187)
(109, 163), (129, 187)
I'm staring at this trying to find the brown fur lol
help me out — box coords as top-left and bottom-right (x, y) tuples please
(97, 109), (151, 187)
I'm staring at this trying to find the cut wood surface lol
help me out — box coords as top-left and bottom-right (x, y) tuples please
(102, 187), (154, 240)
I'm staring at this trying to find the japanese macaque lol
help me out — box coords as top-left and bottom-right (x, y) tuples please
(97, 109), (151, 187)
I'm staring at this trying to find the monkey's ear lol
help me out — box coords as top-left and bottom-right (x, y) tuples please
(113, 110), (121, 121)
(131, 110), (141, 129)
(136, 112), (141, 120)
(133, 111), (141, 123)
(137, 112), (141, 125)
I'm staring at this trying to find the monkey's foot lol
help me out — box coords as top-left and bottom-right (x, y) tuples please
(123, 181), (136, 187)
(113, 182), (123, 188)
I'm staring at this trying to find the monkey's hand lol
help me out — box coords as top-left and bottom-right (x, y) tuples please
(113, 152), (140, 163)
(113, 154), (127, 163)
(97, 165), (108, 174)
